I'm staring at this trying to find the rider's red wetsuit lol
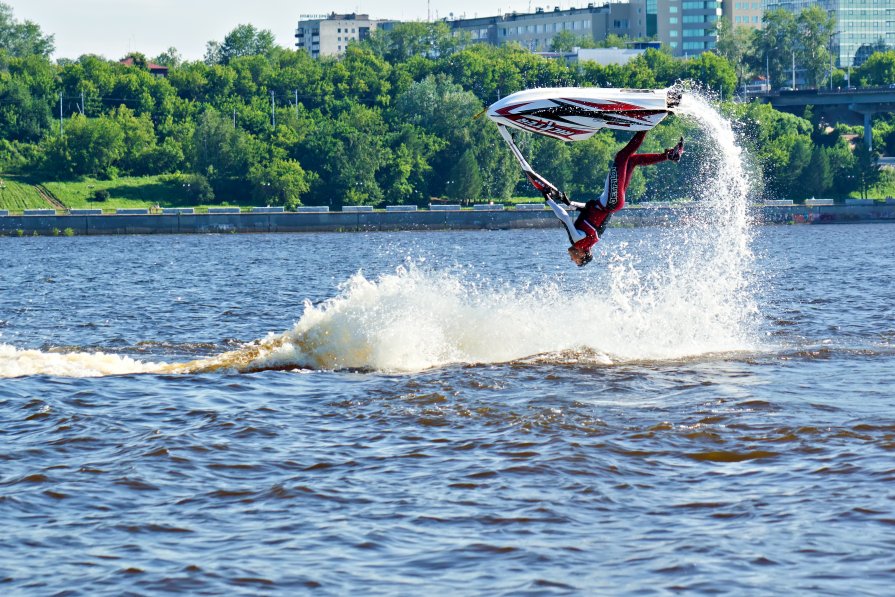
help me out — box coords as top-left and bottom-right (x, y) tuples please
(571, 130), (670, 253)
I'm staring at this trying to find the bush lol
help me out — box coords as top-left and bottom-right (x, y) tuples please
(162, 173), (215, 202)
(93, 189), (110, 202)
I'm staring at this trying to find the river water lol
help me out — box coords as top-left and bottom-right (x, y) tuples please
(2, 95), (895, 594)
(2, 224), (894, 595)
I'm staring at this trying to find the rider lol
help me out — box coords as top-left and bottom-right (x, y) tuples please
(546, 131), (684, 267)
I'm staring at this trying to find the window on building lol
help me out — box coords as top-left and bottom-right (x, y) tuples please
(671, 30), (678, 37)
(671, 41), (678, 48)
(670, 17), (678, 24)
(753, 15), (759, 22)
(670, 6), (678, 13)
(337, 28), (341, 33)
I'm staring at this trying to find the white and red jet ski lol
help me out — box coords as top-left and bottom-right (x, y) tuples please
(487, 86), (682, 141)
(487, 86), (682, 200)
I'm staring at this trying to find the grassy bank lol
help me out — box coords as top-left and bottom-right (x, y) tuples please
(42, 176), (217, 211)
(0, 178), (51, 210)
(5, 173), (895, 214)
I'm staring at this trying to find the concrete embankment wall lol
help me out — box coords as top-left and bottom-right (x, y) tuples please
(1, 204), (894, 236)
(0, 209), (558, 236)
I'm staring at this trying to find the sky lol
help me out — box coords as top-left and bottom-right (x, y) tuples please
(8, 0), (595, 61)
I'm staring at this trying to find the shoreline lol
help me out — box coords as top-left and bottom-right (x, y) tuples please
(1, 204), (894, 236)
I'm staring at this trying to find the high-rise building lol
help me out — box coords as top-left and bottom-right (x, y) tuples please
(447, 4), (649, 52)
(295, 13), (382, 58)
(653, 0), (722, 56)
(765, 0), (895, 67)
(724, 0), (766, 29)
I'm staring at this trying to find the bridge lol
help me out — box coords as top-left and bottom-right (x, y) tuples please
(749, 87), (895, 149)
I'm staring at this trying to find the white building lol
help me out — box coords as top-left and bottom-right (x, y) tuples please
(295, 13), (381, 58)
(576, 47), (648, 65)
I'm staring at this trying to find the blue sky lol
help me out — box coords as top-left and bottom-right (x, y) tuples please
(8, 0), (589, 61)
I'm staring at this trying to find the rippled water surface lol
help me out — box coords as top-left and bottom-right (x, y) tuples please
(2, 223), (894, 595)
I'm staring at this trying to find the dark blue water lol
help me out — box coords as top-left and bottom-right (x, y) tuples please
(2, 225), (894, 595)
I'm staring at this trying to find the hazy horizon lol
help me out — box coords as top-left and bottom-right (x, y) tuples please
(7, 0), (594, 61)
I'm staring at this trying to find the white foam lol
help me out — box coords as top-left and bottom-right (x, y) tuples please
(0, 344), (164, 378)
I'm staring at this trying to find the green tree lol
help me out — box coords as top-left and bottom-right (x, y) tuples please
(445, 149), (482, 202)
(550, 31), (596, 52)
(752, 9), (798, 89)
(178, 173), (215, 202)
(41, 114), (125, 178)
(378, 124), (446, 205)
(684, 52), (737, 98)
(299, 104), (390, 206)
(153, 47), (182, 68)
(205, 24), (275, 65)
(364, 22), (461, 62)
(192, 108), (255, 180)
(121, 52), (148, 69)
(249, 158), (312, 208)
(110, 104), (157, 174)
(796, 6), (836, 88)
(0, 64), (54, 141)
(800, 146), (832, 198)
(596, 34), (634, 49)
(854, 50), (895, 86)
(732, 100), (813, 197)
(0, 2), (54, 58)
(854, 38), (888, 68)
(852, 139), (881, 199)
(827, 139), (856, 196)
(716, 19), (756, 87)
(787, 136), (813, 197)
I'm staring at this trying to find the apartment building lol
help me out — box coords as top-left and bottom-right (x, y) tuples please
(295, 13), (382, 58)
(448, 3), (650, 52)
(652, 0), (724, 56)
(724, 0), (766, 29)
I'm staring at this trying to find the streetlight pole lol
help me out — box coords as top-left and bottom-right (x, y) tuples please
(792, 50), (796, 90)
(830, 31), (840, 91)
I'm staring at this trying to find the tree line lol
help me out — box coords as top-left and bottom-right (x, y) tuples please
(0, 3), (889, 206)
